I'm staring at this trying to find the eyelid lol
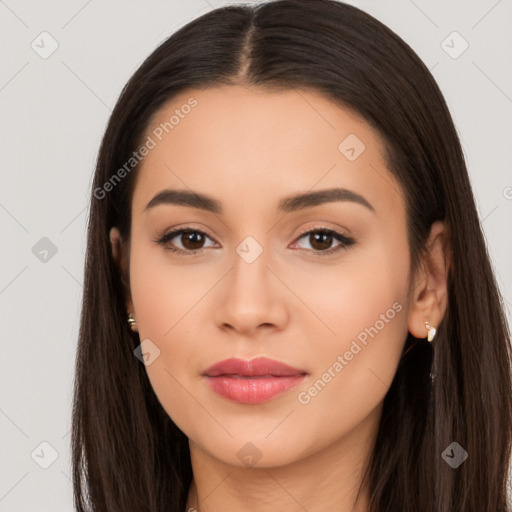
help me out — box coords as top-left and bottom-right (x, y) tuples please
(293, 223), (352, 239)
(156, 223), (218, 241)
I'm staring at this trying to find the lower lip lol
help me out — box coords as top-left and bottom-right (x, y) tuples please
(203, 374), (307, 404)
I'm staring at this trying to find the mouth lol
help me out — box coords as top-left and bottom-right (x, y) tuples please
(202, 357), (308, 404)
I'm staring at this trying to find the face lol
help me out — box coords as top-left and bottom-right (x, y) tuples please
(113, 84), (416, 468)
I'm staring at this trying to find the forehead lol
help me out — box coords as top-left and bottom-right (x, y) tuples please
(132, 85), (403, 218)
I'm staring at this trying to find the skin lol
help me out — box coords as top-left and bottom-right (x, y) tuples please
(110, 85), (450, 512)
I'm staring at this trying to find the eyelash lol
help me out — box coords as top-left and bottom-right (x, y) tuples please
(154, 225), (356, 257)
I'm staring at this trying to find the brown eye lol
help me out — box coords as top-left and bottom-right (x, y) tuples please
(309, 231), (334, 251)
(156, 228), (217, 254)
(180, 230), (206, 250)
(294, 228), (356, 255)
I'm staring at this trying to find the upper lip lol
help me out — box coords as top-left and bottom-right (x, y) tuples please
(202, 357), (308, 377)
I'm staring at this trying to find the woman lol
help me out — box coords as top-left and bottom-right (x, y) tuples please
(72, 0), (512, 510)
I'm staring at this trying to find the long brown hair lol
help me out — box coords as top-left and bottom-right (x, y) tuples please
(72, 1), (512, 510)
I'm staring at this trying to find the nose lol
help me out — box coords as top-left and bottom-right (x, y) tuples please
(214, 247), (289, 337)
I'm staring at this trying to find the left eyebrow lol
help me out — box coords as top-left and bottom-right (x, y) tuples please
(143, 187), (375, 214)
(277, 187), (375, 213)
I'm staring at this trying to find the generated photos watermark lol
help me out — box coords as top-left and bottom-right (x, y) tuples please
(297, 301), (403, 405)
(94, 96), (198, 200)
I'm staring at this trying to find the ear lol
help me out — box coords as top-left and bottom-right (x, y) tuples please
(109, 226), (134, 314)
(408, 220), (451, 339)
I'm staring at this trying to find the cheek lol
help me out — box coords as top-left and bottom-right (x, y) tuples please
(289, 231), (411, 419)
(129, 239), (213, 339)
(127, 239), (223, 435)
(282, 230), (411, 352)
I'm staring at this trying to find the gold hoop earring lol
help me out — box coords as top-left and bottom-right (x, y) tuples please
(425, 320), (436, 342)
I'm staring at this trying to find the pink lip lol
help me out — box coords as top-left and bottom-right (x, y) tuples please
(202, 357), (308, 404)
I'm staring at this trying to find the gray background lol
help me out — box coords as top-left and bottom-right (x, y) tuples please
(1, 0), (511, 510)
